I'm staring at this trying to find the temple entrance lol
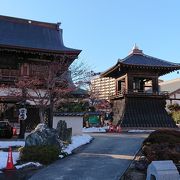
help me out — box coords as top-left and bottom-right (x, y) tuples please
(0, 103), (18, 122)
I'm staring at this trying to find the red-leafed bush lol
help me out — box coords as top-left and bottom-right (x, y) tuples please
(142, 129), (180, 164)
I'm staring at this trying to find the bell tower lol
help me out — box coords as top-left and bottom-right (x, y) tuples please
(101, 46), (180, 128)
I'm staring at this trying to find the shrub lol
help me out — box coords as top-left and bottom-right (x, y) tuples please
(143, 143), (180, 164)
(143, 129), (180, 145)
(168, 104), (180, 111)
(19, 145), (60, 165)
(172, 111), (180, 124)
(142, 129), (180, 164)
(167, 103), (180, 124)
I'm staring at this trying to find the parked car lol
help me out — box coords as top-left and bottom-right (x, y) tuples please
(0, 121), (13, 138)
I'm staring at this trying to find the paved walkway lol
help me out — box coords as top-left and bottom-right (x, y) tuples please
(29, 133), (148, 180)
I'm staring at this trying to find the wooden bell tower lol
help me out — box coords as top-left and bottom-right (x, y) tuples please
(101, 45), (180, 128)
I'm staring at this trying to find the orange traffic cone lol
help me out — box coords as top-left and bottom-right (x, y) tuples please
(5, 147), (16, 171)
(13, 127), (17, 136)
(108, 125), (115, 132)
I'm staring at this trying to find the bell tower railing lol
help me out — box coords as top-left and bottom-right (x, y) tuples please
(110, 89), (169, 99)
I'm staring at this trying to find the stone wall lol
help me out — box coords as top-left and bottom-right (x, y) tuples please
(112, 98), (125, 125)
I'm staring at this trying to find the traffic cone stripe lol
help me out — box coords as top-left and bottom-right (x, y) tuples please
(5, 146), (16, 171)
(13, 128), (17, 136)
(108, 125), (122, 133)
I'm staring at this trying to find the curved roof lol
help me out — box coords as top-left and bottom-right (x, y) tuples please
(119, 53), (179, 67)
(0, 15), (81, 55)
(101, 46), (180, 77)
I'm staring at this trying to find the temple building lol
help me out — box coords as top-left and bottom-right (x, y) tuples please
(101, 45), (180, 128)
(0, 15), (81, 130)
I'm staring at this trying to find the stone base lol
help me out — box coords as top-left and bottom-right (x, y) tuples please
(146, 160), (179, 180)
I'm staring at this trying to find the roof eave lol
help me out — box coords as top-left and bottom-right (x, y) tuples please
(0, 44), (81, 57)
(100, 61), (120, 77)
(121, 63), (180, 69)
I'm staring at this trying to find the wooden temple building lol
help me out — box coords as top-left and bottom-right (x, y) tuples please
(101, 45), (180, 128)
(0, 15), (81, 130)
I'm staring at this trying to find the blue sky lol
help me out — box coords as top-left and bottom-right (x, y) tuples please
(1, 0), (180, 80)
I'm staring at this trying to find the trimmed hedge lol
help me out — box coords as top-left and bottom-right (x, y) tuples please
(19, 145), (60, 165)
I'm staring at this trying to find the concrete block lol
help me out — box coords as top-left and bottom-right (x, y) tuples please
(146, 160), (179, 180)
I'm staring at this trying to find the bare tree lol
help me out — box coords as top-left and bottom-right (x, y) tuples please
(54, 59), (94, 113)
(16, 58), (74, 127)
(14, 58), (92, 127)
(69, 59), (91, 89)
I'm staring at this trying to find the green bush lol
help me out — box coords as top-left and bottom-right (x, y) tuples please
(167, 103), (180, 124)
(172, 111), (180, 124)
(19, 145), (60, 165)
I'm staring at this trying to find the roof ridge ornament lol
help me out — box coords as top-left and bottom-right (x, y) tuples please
(133, 43), (138, 50)
(129, 43), (143, 55)
(56, 22), (61, 31)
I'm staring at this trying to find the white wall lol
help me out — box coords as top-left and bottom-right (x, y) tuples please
(53, 116), (83, 135)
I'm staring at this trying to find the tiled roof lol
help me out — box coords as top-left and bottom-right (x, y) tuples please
(101, 47), (180, 77)
(0, 15), (81, 54)
(71, 88), (88, 95)
(159, 78), (180, 93)
(54, 111), (103, 117)
(54, 112), (84, 117)
(120, 97), (177, 128)
(119, 53), (179, 67)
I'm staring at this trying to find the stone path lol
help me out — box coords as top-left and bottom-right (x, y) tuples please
(29, 133), (148, 180)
